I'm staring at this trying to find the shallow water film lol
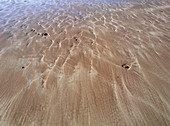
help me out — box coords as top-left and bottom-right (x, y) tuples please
(0, 0), (170, 125)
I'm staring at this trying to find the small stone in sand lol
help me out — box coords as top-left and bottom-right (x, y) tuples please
(73, 37), (78, 41)
(31, 29), (35, 32)
(122, 64), (130, 69)
(43, 33), (48, 36)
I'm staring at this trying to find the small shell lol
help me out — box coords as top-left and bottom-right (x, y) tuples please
(122, 64), (131, 70)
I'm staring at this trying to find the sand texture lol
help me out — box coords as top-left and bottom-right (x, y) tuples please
(0, 0), (170, 125)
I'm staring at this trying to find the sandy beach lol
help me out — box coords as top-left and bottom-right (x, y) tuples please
(0, 0), (170, 125)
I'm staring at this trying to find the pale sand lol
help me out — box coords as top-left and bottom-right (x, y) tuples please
(0, 0), (170, 125)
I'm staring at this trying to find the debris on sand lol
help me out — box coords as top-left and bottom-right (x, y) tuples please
(42, 33), (48, 37)
(31, 29), (35, 32)
(122, 64), (131, 70)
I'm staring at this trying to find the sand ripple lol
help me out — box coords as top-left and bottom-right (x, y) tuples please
(0, 0), (170, 125)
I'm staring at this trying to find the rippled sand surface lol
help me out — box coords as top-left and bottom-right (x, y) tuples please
(0, 0), (170, 125)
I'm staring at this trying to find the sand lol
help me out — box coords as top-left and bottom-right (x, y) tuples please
(0, 0), (170, 125)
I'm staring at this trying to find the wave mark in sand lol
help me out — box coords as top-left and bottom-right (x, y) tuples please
(0, 0), (170, 125)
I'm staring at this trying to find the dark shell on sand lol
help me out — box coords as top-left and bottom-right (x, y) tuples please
(122, 64), (130, 69)
(43, 33), (48, 36)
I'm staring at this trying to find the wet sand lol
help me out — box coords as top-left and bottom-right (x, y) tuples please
(0, 0), (170, 125)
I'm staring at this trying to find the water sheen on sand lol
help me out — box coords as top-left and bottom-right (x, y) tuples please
(0, 0), (170, 125)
